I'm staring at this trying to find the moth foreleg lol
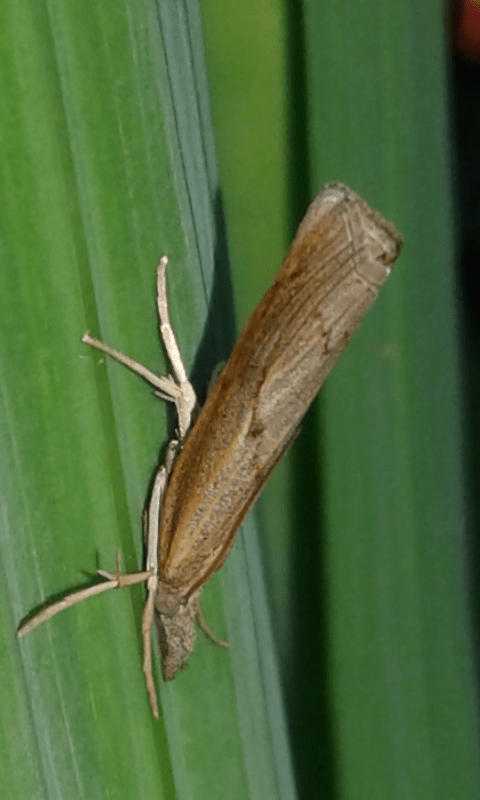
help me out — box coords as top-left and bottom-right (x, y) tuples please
(140, 464), (166, 718)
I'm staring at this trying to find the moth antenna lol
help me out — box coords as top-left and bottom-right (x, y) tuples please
(196, 603), (229, 649)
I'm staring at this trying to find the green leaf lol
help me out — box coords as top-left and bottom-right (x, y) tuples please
(0, 1), (294, 798)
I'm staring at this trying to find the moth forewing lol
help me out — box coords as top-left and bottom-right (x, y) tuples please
(157, 183), (402, 610)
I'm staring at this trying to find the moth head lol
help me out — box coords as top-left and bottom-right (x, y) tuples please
(154, 583), (183, 616)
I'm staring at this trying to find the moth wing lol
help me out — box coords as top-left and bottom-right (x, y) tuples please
(157, 183), (401, 601)
(158, 402), (301, 599)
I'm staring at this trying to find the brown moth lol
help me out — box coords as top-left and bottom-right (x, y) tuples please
(18, 183), (402, 717)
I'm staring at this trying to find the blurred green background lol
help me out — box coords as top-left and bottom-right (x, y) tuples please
(0, 0), (478, 798)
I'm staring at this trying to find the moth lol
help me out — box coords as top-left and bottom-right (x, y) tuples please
(18, 183), (402, 717)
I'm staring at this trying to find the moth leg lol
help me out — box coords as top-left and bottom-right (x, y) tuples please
(141, 436), (179, 547)
(196, 603), (229, 649)
(82, 331), (183, 410)
(140, 464), (167, 718)
(142, 589), (158, 717)
(82, 259), (197, 715)
(17, 564), (151, 638)
(83, 255), (197, 443)
(96, 550), (152, 587)
(155, 255), (196, 440)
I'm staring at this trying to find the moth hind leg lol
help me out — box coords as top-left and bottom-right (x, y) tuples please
(83, 255), (197, 442)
